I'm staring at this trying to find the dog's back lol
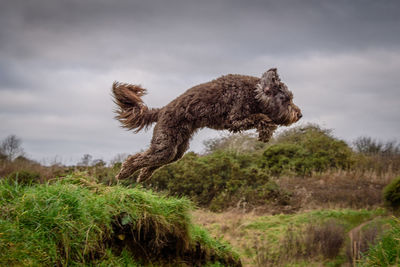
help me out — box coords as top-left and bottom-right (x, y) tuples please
(159, 74), (261, 129)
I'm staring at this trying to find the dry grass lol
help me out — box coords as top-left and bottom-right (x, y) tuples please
(277, 170), (396, 211)
(193, 209), (258, 266)
(253, 220), (345, 266)
(192, 208), (384, 266)
(304, 220), (345, 259)
(0, 159), (67, 181)
(346, 218), (386, 265)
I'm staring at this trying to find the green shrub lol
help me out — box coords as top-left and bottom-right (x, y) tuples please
(6, 170), (41, 186)
(262, 143), (311, 176)
(147, 151), (287, 211)
(383, 176), (400, 210)
(262, 124), (354, 176)
(142, 124), (357, 209)
(0, 151), (7, 161)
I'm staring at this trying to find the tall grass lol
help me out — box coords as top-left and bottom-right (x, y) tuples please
(360, 217), (400, 266)
(0, 172), (240, 266)
(193, 209), (386, 266)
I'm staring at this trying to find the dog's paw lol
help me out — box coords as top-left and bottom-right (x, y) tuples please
(229, 122), (244, 132)
(257, 123), (277, 143)
(258, 132), (272, 143)
(115, 169), (130, 181)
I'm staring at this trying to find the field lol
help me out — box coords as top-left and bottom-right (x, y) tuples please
(1, 124), (399, 266)
(193, 209), (394, 266)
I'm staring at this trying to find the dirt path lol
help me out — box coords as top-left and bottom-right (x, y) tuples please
(348, 216), (381, 266)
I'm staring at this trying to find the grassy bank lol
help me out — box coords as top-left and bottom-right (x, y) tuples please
(0, 172), (240, 266)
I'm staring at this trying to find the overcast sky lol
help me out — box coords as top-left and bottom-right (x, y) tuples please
(1, 0), (399, 164)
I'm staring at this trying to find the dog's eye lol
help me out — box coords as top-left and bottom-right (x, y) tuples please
(279, 96), (288, 102)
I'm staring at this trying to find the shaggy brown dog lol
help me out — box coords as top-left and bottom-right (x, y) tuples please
(113, 68), (302, 182)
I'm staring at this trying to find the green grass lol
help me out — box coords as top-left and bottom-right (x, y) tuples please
(194, 208), (388, 266)
(0, 172), (240, 266)
(360, 217), (400, 267)
(231, 209), (385, 266)
(245, 209), (385, 242)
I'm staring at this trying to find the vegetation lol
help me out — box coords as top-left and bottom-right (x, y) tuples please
(353, 136), (400, 156)
(5, 170), (41, 186)
(138, 124), (395, 211)
(262, 125), (354, 176)
(383, 176), (400, 210)
(0, 173), (240, 266)
(0, 124), (399, 266)
(193, 209), (388, 266)
(0, 134), (24, 161)
(360, 217), (400, 266)
(147, 151), (289, 211)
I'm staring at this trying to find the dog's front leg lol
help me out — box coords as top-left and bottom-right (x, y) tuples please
(228, 114), (271, 132)
(257, 121), (277, 142)
(231, 114), (277, 142)
(229, 116), (258, 132)
(242, 114), (277, 142)
(255, 114), (277, 142)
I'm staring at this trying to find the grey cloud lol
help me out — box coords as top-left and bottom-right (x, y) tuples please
(2, 0), (400, 62)
(0, 0), (399, 163)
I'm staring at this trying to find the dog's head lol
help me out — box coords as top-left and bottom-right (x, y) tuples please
(255, 68), (302, 126)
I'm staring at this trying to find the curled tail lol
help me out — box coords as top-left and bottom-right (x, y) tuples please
(112, 82), (160, 132)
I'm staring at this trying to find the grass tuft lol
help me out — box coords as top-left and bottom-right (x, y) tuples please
(360, 217), (400, 266)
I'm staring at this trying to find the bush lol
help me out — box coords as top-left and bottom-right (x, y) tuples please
(383, 176), (400, 210)
(261, 124), (354, 176)
(147, 151), (288, 211)
(253, 219), (345, 266)
(6, 170), (41, 186)
(304, 219), (345, 259)
(0, 151), (6, 161)
(261, 143), (310, 176)
(282, 219), (345, 260)
(145, 124), (357, 209)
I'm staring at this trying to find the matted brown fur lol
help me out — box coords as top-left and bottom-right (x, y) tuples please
(113, 68), (302, 182)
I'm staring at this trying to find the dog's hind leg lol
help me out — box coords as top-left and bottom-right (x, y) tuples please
(173, 139), (190, 161)
(115, 152), (146, 180)
(137, 139), (190, 182)
(116, 123), (182, 181)
(116, 143), (178, 180)
(137, 166), (160, 183)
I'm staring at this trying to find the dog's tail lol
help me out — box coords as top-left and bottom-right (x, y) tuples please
(112, 82), (160, 132)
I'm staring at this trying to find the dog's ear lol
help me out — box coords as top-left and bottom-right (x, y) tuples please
(258, 68), (280, 93)
(265, 68), (280, 86)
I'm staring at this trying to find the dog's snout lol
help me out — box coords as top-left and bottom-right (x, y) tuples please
(297, 112), (303, 120)
(292, 104), (302, 121)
